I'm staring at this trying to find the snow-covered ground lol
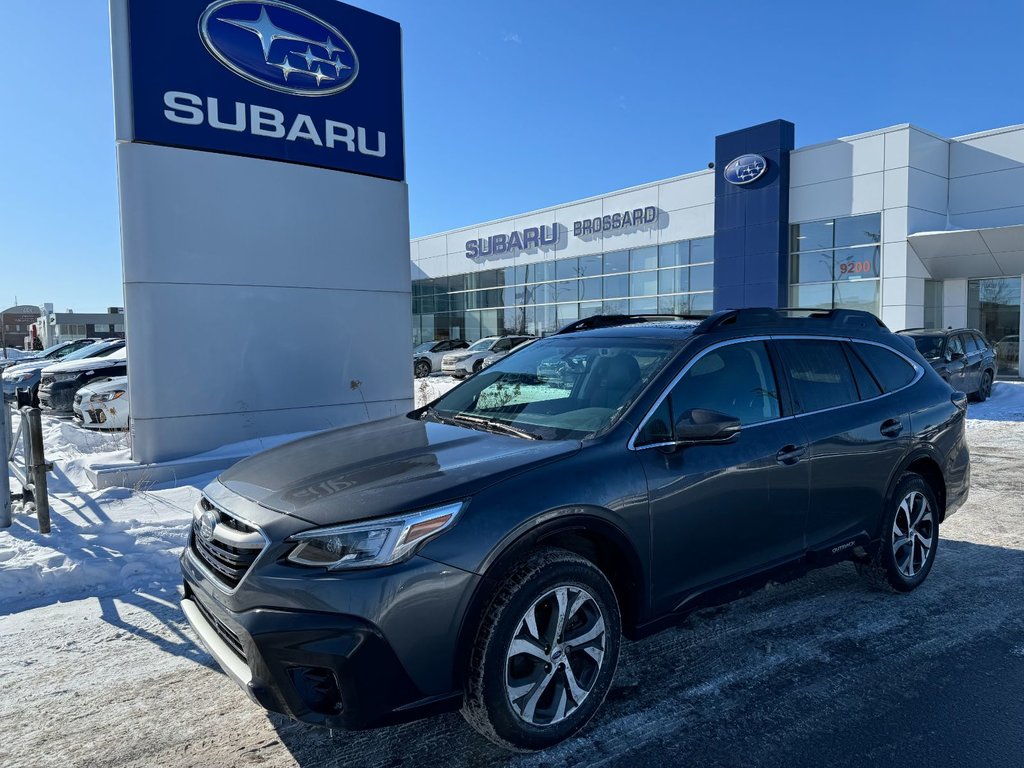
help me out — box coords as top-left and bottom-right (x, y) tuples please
(0, 381), (1022, 767)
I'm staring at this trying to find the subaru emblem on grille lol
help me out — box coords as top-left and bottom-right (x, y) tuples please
(199, 509), (219, 542)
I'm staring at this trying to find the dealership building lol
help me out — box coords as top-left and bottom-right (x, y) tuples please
(410, 120), (1024, 377)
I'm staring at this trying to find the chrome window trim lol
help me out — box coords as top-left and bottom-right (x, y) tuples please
(628, 334), (925, 452)
(187, 497), (272, 596)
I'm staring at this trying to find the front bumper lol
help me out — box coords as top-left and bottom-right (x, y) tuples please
(73, 399), (128, 429)
(39, 380), (79, 413)
(180, 534), (478, 730)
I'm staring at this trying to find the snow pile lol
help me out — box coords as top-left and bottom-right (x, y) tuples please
(414, 374), (461, 407)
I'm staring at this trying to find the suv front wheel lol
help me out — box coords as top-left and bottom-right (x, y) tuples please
(462, 547), (621, 751)
(856, 473), (939, 592)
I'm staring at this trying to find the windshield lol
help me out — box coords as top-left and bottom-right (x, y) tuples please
(912, 335), (944, 359)
(414, 342), (435, 353)
(49, 342), (110, 363)
(467, 338), (496, 352)
(423, 337), (679, 440)
(99, 347), (127, 360)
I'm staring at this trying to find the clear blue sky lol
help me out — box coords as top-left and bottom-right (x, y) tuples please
(2, 0), (1022, 312)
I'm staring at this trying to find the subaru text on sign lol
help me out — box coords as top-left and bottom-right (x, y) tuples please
(122, 0), (404, 180)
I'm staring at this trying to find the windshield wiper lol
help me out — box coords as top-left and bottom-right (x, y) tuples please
(448, 413), (542, 440)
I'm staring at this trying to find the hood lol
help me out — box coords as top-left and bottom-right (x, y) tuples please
(77, 376), (128, 395)
(446, 350), (478, 360)
(41, 352), (125, 375)
(218, 415), (580, 526)
(3, 361), (45, 378)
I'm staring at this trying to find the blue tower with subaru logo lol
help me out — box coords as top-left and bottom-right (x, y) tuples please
(713, 120), (795, 311)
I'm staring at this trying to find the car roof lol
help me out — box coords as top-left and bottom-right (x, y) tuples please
(898, 328), (981, 337)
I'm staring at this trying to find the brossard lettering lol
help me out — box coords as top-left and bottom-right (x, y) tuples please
(465, 224), (558, 260)
(163, 91), (387, 157)
(573, 206), (657, 237)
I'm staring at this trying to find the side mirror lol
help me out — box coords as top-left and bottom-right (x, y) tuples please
(673, 408), (741, 444)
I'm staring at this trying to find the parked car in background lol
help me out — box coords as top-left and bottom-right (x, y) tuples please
(995, 334), (1019, 374)
(0, 338), (99, 374)
(2, 339), (112, 405)
(180, 308), (969, 751)
(73, 376), (129, 430)
(442, 335), (535, 377)
(39, 344), (127, 414)
(481, 338), (536, 369)
(414, 339), (470, 378)
(897, 328), (996, 401)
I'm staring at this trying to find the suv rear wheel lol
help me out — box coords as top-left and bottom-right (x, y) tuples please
(973, 370), (993, 402)
(856, 473), (938, 592)
(462, 547), (621, 751)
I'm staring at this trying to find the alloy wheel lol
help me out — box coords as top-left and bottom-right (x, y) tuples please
(891, 490), (934, 578)
(504, 586), (606, 727)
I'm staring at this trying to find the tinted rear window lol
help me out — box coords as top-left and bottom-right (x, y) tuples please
(777, 340), (859, 412)
(851, 343), (916, 392)
(844, 343), (882, 400)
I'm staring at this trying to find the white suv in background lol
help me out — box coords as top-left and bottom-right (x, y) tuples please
(413, 339), (470, 378)
(441, 335), (534, 377)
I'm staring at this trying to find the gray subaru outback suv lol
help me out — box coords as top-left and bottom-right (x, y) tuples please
(181, 308), (969, 751)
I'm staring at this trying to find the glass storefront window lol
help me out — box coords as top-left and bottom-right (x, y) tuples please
(924, 280), (943, 329)
(603, 274), (629, 298)
(629, 297), (658, 314)
(659, 242), (687, 268)
(969, 277), (1021, 376)
(579, 277), (601, 301)
(834, 245), (879, 280)
(603, 299), (628, 315)
(690, 293), (713, 315)
(556, 258), (580, 280)
(579, 255), (602, 277)
(659, 267), (688, 295)
(556, 303), (579, 328)
(603, 250), (629, 274)
(630, 270), (658, 297)
(833, 280), (879, 313)
(791, 220), (834, 251)
(690, 237), (714, 264)
(791, 251), (833, 284)
(658, 294), (689, 315)
(555, 279), (579, 303)
(790, 283), (833, 309)
(834, 213), (881, 248)
(580, 301), (602, 318)
(630, 246), (658, 271)
(690, 264), (714, 292)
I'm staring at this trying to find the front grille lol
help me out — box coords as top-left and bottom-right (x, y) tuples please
(40, 376), (54, 387)
(189, 501), (267, 590)
(193, 593), (246, 661)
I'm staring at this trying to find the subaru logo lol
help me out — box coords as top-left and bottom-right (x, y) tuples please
(199, 0), (359, 97)
(198, 509), (219, 542)
(723, 154), (768, 185)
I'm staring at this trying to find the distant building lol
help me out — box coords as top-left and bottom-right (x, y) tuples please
(1, 304), (42, 353)
(34, 304), (126, 348)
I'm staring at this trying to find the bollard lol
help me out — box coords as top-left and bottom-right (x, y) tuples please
(24, 408), (50, 534)
(0, 401), (10, 528)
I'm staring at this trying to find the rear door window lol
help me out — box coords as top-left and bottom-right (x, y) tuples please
(962, 333), (981, 354)
(850, 342), (916, 392)
(776, 339), (859, 413)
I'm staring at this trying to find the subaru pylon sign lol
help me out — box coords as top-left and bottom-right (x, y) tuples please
(122, 0), (404, 180)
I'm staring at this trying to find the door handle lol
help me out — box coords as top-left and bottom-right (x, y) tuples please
(880, 418), (903, 438)
(776, 444), (806, 465)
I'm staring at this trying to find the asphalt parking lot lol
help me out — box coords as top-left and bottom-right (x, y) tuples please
(1, 409), (1022, 768)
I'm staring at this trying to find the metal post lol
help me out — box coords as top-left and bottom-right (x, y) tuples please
(0, 401), (11, 528)
(24, 408), (50, 534)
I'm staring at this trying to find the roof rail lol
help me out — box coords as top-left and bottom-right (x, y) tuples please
(555, 314), (705, 335)
(895, 327), (929, 333)
(693, 307), (889, 334)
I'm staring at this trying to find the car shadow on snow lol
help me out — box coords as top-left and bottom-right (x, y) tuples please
(256, 537), (1023, 768)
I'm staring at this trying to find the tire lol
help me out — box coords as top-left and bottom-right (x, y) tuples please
(473, 359), (484, 374)
(462, 547), (621, 752)
(974, 370), (993, 402)
(414, 360), (431, 378)
(856, 473), (939, 593)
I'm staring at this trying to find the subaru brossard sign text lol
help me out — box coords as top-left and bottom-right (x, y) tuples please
(125, 0), (403, 180)
(723, 154), (768, 185)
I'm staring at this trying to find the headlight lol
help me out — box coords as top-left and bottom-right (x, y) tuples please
(4, 372), (33, 383)
(54, 372), (79, 382)
(90, 390), (125, 403)
(286, 501), (464, 570)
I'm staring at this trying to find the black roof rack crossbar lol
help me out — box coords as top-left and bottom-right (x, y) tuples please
(556, 314), (705, 334)
(693, 307), (889, 334)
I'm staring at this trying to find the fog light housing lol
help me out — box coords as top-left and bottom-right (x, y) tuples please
(288, 666), (343, 715)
